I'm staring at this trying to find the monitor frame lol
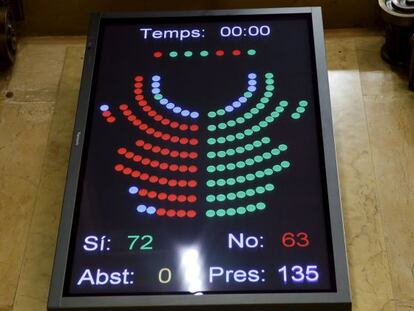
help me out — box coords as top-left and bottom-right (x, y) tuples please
(48, 7), (351, 311)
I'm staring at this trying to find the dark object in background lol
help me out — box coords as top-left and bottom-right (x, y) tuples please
(379, 0), (414, 91)
(0, 0), (22, 69)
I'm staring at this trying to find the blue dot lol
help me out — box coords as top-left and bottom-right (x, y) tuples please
(248, 73), (257, 79)
(248, 86), (256, 92)
(100, 104), (109, 112)
(129, 186), (139, 194)
(152, 75), (160, 82)
(239, 97), (247, 103)
(181, 110), (190, 117)
(147, 206), (156, 214)
(136, 204), (147, 213)
(151, 82), (160, 88)
(173, 106), (182, 113)
(225, 105), (234, 112)
(152, 88), (160, 94)
(160, 98), (168, 105)
(166, 103), (175, 109)
(248, 80), (257, 86)
(190, 111), (199, 119)
(232, 101), (241, 108)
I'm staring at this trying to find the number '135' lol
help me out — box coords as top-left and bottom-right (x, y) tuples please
(278, 265), (319, 284)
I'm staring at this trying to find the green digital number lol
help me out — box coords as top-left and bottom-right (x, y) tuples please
(128, 235), (153, 251)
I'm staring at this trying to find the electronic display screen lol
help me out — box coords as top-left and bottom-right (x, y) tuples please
(64, 13), (337, 296)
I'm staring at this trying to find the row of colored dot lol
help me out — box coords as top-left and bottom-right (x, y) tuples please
(206, 147), (288, 173)
(207, 137), (271, 159)
(208, 73), (274, 119)
(136, 204), (196, 218)
(207, 102), (287, 145)
(291, 100), (309, 120)
(135, 140), (199, 160)
(118, 147), (197, 161)
(129, 186), (197, 203)
(206, 160), (290, 188)
(134, 75), (198, 132)
(99, 104), (116, 123)
(114, 164), (197, 188)
(206, 202), (266, 218)
(151, 75), (199, 119)
(119, 104), (197, 145)
(208, 73), (257, 117)
(206, 184), (275, 203)
(153, 49), (256, 58)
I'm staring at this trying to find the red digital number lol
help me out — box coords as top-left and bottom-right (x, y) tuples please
(282, 232), (310, 248)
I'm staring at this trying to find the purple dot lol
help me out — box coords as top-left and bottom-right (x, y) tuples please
(152, 75), (160, 82)
(248, 73), (256, 79)
(225, 105), (234, 112)
(190, 111), (199, 119)
(248, 80), (257, 86)
(160, 99), (168, 105)
(173, 106), (182, 113)
(166, 103), (175, 109)
(129, 186), (139, 194)
(152, 88), (160, 94)
(100, 104), (109, 112)
(136, 204), (147, 213)
(147, 206), (156, 214)
(248, 86), (256, 92)
(181, 110), (190, 117)
(239, 97), (247, 103)
(232, 101), (241, 108)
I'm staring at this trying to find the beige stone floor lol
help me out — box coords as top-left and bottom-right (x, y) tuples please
(0, 30), (413, 311)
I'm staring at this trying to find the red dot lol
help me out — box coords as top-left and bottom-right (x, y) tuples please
(157, 208), (166, 216)
(179, 137), (188, 145)
(190, 124), (199, 131)
(189, 152), (198, 159)
(161, 118), (170, 125)
(154, 51), (162, 58)
(189, 138), (198, 145)
(216, 50), (224, 56)
(114, 164), (124, 171)
(168, 179), (177, 187)
(189, 165), (198, 173)
(143, 143), (152, 150)
(123, 110), (132, 116)
(187, 210), (197, 218)
(133, 119), (142, 126)
(159, 177), (168, 185)
(171, 136), (179, 143)
(167, 194), (177, 202)
(148, 191), (157, 199)
(177, 210), (186, 218)
(139, 123), (148, 131)
(134, 82), (143, 88)
(232, 49), (241, 56)
(134, 89), (142, 96)
(179, 165), (188, 173)
(117, 147), (127, 155)
(160, 148), (170, 156)
(180, 151), (188, 159)
(135, 95), (144, 101)
(152, 145), (161, 153)
(119, 104), (128, 111)
(135, 76), (144, 82)
(179, 124), (188, 131)
(158, 192), (167, 200)
(102, 111), (111, 117)
(123, 167), (132, 175)
(127, 115), (137, 122)
(150, 160), (159, 168)
(177, 195), (187, 203)
(138, 100), (147, 107)
(131, 170), (140, 178)
(136, 140), (144, 147)
(106, 116), (116, 123)
(149, 176), (158, 183)
(154, 114), (163, 121)
(161, 133), (171, 141)
(139, 188), (148, 196)
(133, 155), (142, 162)
(178, 180), (187, 187)
(148, 110), (157, 117)
(154, 131), (162, 138)
(159, 163), (168, 170)
(167, 209), (176, 217)
(125, 151), (134, 159)
(169, 164), (178, 172)
(188, 180), (197, 187)
(143, 106), (151, 112)
(170, 121), (179, 129)
(140, 173), (149, 181)
(187, 195), (197, 203)
(141, 158), (150, 165)
(170, 151), (179, 158)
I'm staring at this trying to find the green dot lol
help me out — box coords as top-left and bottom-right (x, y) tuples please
(236, 176), (246, 183)
(207, 165), (216, 173)
(262, 137), (271, 144)
(237, 207), (247, 215)
(246, 204), (256, 212)
(226, 149), (236, 156)
(244, 112), (253, 119)
(253, 140), (262, 148)
(260, 97), (270, 104)
(266, 85), (275, 91)
(217, 179), (226, 186)
(227, 178), (236, 186)
(255, 170), (265, 178)
(299, 100), (308, 107)
(218, 123), (227, 130)
(245, 158), (255, 166)
(265, 73), (274, 79)
(200, 50), (209, 57)
(227, 193), (237, 200)
(251, 108), (260, 115)
(235, 133), (245, 140)
(237, 190), (246, 199)
(264, 168), (273, 176)
(216, 209), (226, 217)
(228, 120), (236, 127)
(206, 180), (216, 187)
(252, 125), (261, 132)
(206, 195), (215, 202)
(236, 147), (245, 154)
(271, 111), (280, 118)
(256, 186), (265, 194)
(217, 164), (226, 172)
(206, 210), (215, 217)
(256, 202), (266, 210)
(291, 113), (301, 120)
(278, 144), (288, 151)
(246, 189), (255, 197)
(259, 121), (268, 128)
(236, 161), (245, 169)
(208, 111), (217, 118)
(281, 161), (290, 168)
(271, 148), (280, 156)
(263, 152), (272, 160)
(207, 125), (216, 132)
(169, 51), (178, 57)
(273, 165), (282, 172)
(217, 109), (225, 116)
(217, 151), (226, 158)
(256, 103), (265, 110)
(265, 116), (274, 123)
(244, 92), (253, 98)
(217, 137), (226, 144)
(236, 117), (245, 124)
(207, 138), (216, 145)
(246, 173), (255, 181)
(226, 135), (235, 142)
(244, 129), (253, 136)
(217, 194), (226, 202)
(275, 106), (284, 113)
(154, 94), (163, 100)
(184, 50), (193, 57)
(254, 155), (263, 163)
(279, 100), (289, 107)
(266, 79), (274, 84)
(297, 107), (306, 113)
(245, 144), (254, 151)
(265, 183), (275, 191)
(226, 163), (236, 170)
(226, 208), (236, 216)
(247, 49), (257, 56)
(207, 151), (216, 159)
(264, 91), (273, 98)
